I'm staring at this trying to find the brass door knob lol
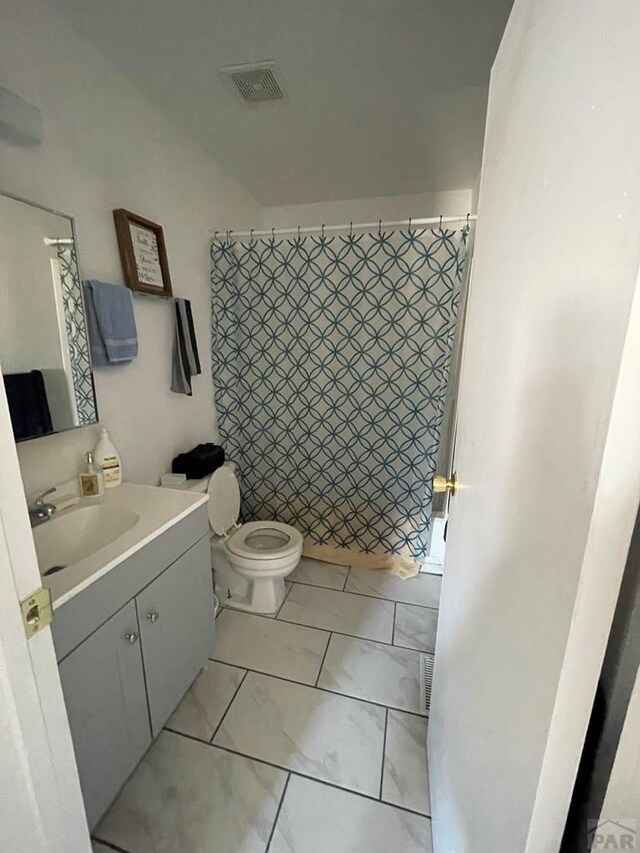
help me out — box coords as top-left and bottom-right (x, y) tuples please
(433, 473), (458, 497)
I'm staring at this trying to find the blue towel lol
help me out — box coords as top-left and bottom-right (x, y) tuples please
(83, 280), (138, 366)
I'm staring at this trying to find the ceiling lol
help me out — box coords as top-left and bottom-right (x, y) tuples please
(49, 0), (513, 206)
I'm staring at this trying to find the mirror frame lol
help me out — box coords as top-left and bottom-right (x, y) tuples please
(0, 189), (99, 441)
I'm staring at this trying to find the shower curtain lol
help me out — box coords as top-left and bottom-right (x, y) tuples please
(210, 225), (468, 575)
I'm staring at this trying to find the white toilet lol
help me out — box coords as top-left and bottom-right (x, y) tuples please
(191, 465), (303, 614)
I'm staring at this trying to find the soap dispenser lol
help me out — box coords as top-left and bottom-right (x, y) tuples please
(79, 451), (105, 498)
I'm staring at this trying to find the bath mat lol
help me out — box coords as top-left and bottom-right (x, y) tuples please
(300, 543), (419, 579)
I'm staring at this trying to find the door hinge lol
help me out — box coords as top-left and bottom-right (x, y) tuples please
(20, 587), (53, 639)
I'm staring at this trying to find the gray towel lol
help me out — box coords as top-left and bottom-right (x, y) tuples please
(171, 298), (201, 395)
(83, 280), (138, 366)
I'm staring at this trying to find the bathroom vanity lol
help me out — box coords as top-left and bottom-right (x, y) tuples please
(42, 483), (212, 828)
(0, 190), (216, 831)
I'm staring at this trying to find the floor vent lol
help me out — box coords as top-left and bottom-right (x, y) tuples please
(218, 61), (285, 104)
(419, 653), (435, 715)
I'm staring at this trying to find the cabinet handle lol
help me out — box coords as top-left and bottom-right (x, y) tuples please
(146, 611), (159, 624)
(125, 631), (139, 644)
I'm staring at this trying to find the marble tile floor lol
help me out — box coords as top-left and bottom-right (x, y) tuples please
(93, 560), (440, 853)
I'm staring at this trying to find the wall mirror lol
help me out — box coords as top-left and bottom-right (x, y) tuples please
(0, 192), (98, 442)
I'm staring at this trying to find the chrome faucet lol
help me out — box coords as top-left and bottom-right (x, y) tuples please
(28, 487), (57, 527)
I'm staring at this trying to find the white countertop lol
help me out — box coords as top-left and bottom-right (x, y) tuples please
(42, 482), (208, 610)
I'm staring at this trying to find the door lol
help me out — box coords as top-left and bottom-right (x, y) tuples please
(58, 600), (151, 828)
(428, 2), (640, 852)
(0, 370), (91, 848)
(137, 536), (212, 735)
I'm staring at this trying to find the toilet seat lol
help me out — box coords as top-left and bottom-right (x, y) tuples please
(227, 521), (303, 562)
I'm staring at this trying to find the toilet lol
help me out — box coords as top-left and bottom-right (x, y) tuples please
(190, 465), (303, 614)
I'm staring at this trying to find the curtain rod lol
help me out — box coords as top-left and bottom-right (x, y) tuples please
(209, 214), (477, 240)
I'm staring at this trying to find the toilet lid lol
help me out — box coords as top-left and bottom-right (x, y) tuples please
(227, 521), (303, 561)
(206, 467), (241, 535)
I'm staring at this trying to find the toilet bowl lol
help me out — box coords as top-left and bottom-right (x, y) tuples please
(191, 465), (303, 614)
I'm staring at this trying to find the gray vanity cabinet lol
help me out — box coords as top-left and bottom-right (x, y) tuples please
(53, 507), (213, 829)
(137, 535), (212, 735)
(58, 600), (151, 828)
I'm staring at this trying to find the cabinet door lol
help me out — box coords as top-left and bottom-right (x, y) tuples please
(59, 600), (150, 828)
(137, 535), (213, 735)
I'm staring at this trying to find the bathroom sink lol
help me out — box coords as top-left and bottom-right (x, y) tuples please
(34, 482), (209, 610)
(33, 504), (139, 575)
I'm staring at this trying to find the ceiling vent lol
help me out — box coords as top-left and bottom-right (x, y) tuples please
(218, 60), (285, 104)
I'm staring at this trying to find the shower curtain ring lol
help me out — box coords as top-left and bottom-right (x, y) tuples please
(250, 228), (254, 242)
(271, 227), (275, 240)
(466, 213), (470, 227)
(408, 217), (412, 232)
(297, 224), (301, 239)
(378, 219), (382, 235)
(322, 223), (325, 237)
(439, 215), (443, 229)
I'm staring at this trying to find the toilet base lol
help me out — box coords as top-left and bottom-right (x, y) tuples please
(216, 577), (287, 615)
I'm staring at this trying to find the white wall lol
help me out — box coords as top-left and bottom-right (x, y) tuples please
(262, 189), (472, 230)
(0, 0), (261, 496)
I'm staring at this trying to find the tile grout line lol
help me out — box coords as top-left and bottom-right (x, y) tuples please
(217, 604), (435, 653)
(286, 578), (349, 593)
(285, 575), (441, 610)
(164, 728), (432, 821)
(342, 565), (351, 591)
(314, 631), (332, 687)
(274, 582), (294, 619)
(291, 580), (441, 610)
(209, 669), (249, 743)
(275, 615), (397, 648)
(91, 837), (132, 853)
(379, 707), (389, 800)
(206, 658), (428, 718)
(265, 772), (291, 852)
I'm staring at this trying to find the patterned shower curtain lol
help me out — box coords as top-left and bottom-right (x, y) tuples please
(210, 226), (468, 573)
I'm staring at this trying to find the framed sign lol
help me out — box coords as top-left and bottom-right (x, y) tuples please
(113, 209), (173, 298)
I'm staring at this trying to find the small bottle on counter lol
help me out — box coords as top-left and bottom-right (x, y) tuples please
(79, 451), (105, 498)
(94, 428), (123, 487)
